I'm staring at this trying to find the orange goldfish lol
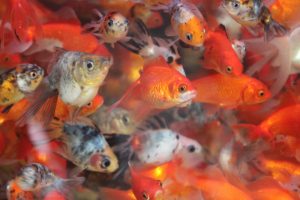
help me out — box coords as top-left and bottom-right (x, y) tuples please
(270, 0), (300, 28)
(192, 73), (271, 107)
(0, 53), (21, 68)
(248, 177), (297, 200)
(203, 25), (243, 76)
(130, 3), (164, 29)
(0, 0), (42, 46)
(110, 59), (196, 120)
(235, 104), (300, 140)
(25, 23), (111, 55)
(130, 165), (163, 200)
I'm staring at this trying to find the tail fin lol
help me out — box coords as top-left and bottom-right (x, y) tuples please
(50, 176), (85, 199)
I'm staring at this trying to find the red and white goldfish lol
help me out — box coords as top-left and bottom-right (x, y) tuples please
(192, 73), (271, 107)
(110, 59), (196, 120)
(203, 24), (243, 76)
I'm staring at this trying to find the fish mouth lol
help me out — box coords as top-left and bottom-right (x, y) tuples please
(177, 90), (197, 107)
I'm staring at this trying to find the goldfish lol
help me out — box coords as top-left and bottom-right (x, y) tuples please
(248, 177), (297, 200)
(131, 128), (202, 165)
(270, 0), (300, 29)
(6, 180), (34, 200)
(7, 163), (84, 198)
(202, 24), (243, 76)
(130, 3), (164, 29)
(130, 165), (163, 200)
(46, 117), (119, 173)
(169, 0), (207, 47)
(192, 73), (271, 107)
(17, 50), (113, 126)
(84, 10), (129, 47)
(0, 53), (21, 68)
(110, 60), (196, 120)
(235, 104), (300, 140)
(0, 0), (42, 47)
(222, 0), (288, 40)
(0, 64), (44, 111)
(90, 106), (137, 135)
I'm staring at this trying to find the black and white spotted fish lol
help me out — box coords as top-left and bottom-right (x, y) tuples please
(48, 117), (119, 173)
(84, 10), (129, 47)
(0, 64), (44, 111)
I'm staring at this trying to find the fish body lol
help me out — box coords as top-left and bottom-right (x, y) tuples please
(192, 73), (271, 107)
(170, 1), (207, 46)
(203, 25), (243, 76)
(84, 11), (129, 46)
(223, 0), (288, 40)
(51, 119), (119, 173)
(0, 64), (44, 106)
(111, 61), (196, 119)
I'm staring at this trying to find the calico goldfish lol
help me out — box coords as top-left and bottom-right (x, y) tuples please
(110, 59), (196, 120)
(222, 0), (288, 40)
(90, 106), (137, 135)
(192, 73), (271, 107)
(84, 11), (129, 47)
(130, 165), (163, 200)
(47, 118), (119, 173)
(203, 24), (243, 76)
(235, 104), (300, 140)
(17, 50), (112, 126)
(8, 163), (84, 198)
(0, 64), (44, 110)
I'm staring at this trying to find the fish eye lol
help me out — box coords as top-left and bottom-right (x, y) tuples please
(258, 90), (265, 97)
(107, 19), (114, 27)
(178, 84), (187, 93)
(86, 60), (94, 71)
(30, 71), (37, 79)
(226, 66), (233, 73)
(122, 115), (130, 124)
(187, 145), (196, 153)
(186, 33), (193, 41)
(100, 158), (111, 169)
(142, 192), (150, 200)
(86, 102), (92, 107)
(167, 56), (174, 64)
(159, 181), (163, 187)
(231, 1), (240, 9)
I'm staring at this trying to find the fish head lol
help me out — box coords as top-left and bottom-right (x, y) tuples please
(241, 79), (271, 105)
(168, 75), (197, 107)
(109, 108), (137, 134)
(104, 12), (129, 40)
(131, 168), (163, 200)
(16, 64), (44, 93)
(222, 0), (260, 24)
(73, 53), (113, 87)
(177, 17), (206, 47)
(221, 51), (244, 76)
(89, 147), (119, 173)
